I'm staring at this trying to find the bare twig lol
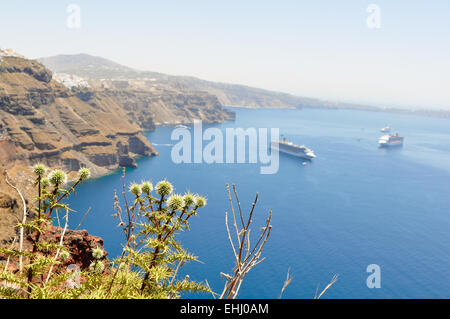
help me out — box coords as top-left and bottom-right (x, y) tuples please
(314, 274), (339, 299)
(232, 185), (245, 229)
(220, 184), (272, 299)
(226, 185), (241, 248)
(279, 268), (294, 299)
(3, 237), (17, 273)
(169, 257), (187, 286)
(45, 209), (70, 284)
(5, 173), (27, 273)
(74, 207), (91, 231)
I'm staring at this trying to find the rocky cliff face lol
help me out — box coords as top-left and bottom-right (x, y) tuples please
(0, 224), (107, 274)
(101, 87), (235, 126)
(0, 56), (157, 176)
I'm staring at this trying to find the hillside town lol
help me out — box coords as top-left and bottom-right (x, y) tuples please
(52, 73), (90, 89)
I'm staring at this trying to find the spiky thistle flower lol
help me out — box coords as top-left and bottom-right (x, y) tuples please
(92, 247), (104, 259)
(167, 194), (185, 211)
(183, 193), (195, 207)
(33, 164), (46, 177)
(78, 167), (91, 180)
(89, 260), (105, 274)
(156, 180), (173, 197)
(48, 169), (67, 186)
(129, 183), (142, 196)
(118, 263), (127, 271)
(195, 196), (207, 208)
(60, 250), (70, 261)
(141, 181), (153, 194)
(41, 178), (50, 188)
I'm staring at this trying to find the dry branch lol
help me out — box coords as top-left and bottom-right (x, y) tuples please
(220, 184), (272, 299)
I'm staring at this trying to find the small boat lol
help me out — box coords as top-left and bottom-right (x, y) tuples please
(175, 124), (189, 129)
(380, 126), (391, 133)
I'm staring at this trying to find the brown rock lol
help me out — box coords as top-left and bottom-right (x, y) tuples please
(0, 56), (158, 175)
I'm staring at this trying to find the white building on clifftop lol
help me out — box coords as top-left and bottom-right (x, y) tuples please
(0, 48), (25, 58)
(53, 73), (90, 89)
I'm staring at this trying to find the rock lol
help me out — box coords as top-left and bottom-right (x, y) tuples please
(0, 56), (158, 175)
(74, 88), (95, 102)
(1, 225), (108, 274)
(32, 226), (107, 271)
(118, 154), (137, 168)
(104, 89), (235, 126)
(0, 192), (18, 209)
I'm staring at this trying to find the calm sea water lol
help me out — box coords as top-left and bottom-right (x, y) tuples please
(67, 108), (450, 299)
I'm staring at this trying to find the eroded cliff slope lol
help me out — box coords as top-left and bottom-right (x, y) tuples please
(0, 56), (157, 176)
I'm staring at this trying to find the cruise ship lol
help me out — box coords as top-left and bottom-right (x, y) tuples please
(271, 138), (316, 160)
(378, 133), (404, 147)
(380, 126), (391, 133)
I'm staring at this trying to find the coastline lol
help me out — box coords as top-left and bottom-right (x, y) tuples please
(227, 104), (450, 119)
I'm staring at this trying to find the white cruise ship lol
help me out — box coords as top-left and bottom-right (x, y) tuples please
(378, 133), (404, 147)
(380, 126), (391, 133)
(271, 138), (316, 160)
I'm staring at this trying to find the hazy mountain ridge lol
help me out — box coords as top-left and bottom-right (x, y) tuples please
(39, 54), (332, 108)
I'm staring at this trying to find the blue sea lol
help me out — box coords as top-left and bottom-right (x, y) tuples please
(67, 108), (450, 299)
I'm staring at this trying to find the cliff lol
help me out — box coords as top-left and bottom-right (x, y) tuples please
(100, 87), (235, 127)
(0, 56), (158, 177)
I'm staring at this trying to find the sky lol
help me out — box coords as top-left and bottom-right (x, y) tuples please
(0, 0), (449, 109)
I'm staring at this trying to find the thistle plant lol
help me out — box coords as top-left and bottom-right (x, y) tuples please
(0, 165), (91, 299)
(104, 169), (212, 298)
(89, 248), (105, 274)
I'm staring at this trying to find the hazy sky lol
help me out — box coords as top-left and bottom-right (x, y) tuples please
(1, 1), (449, 109)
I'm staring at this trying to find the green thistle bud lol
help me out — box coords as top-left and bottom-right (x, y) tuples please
(129, 183), (142, 196)
(89, 261), (105, 274)
(33, 164), (46, 177)
(156, 180), (173, 197)
(195, 196), (207, 208)
(141, 181), (153, 194)
(183, 193), (195, 207)
(41, 178), (50, 188)
(78, 167), (91, 180)
(92, 247), (104, 259)
(48, 169), (67, 186)
(167, 194), (185, 211)
(60, 250), (70, 261)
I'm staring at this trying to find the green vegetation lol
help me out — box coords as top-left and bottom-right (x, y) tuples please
(0, 165), (212, 299)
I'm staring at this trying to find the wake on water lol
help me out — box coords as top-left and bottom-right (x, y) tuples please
(152, 143), (173, 146)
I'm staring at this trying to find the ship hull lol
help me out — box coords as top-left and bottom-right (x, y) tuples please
(379, 142), (403, 148)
